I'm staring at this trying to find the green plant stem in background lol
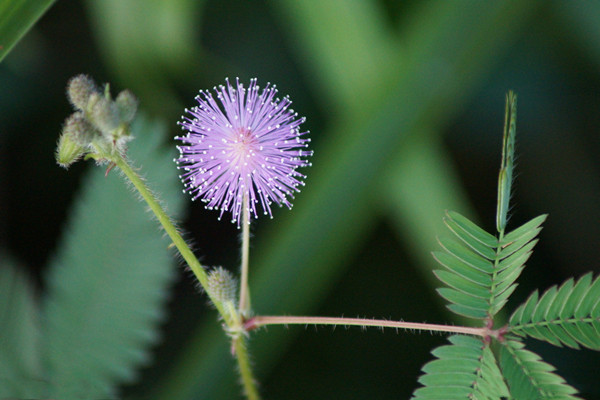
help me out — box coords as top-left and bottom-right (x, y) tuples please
(239, 195), (251, 317)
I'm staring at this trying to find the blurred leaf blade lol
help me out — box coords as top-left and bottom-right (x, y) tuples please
(0, 252), (47, 398)
(43, 116), (183, 398)
(382, 132), (475, 325)
(83, 0), (205, 116)
(272, 0), (398, 114)
(0, 0), (55, 63)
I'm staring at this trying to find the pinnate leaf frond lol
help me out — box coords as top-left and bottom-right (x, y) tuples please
(433, 211), (546, 320)
(412, 335), (508, 400)
(499, 340), (580, 399)
(43, 116), (184, 398)
(0, 255), (48, 398)
(509, 272), (600, 350)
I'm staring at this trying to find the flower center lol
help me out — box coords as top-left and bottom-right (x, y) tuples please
(231, 128), (259, 159)
(233, 128), (258, 152)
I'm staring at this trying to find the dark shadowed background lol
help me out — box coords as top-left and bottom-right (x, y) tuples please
(1, 1), (600, 398)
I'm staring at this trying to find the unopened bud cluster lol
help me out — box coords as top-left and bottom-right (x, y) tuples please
(56, 74), (138, 168)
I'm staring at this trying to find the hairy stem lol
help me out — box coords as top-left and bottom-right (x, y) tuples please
(111, 153), (261, 398)
(234, 337), (261, 400)
(110, 156), (260, 400)
(239, 194), (251, 316)
(112, 155), (225, 311)
(245, 315), (488, 337)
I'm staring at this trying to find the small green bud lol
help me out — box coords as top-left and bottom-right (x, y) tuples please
(207, 267), (238, 305)
(67, 74), (98, 111)
(56, 112), (98, 168)
(115, 90), (138, 123)
(56, 133), (85, 169)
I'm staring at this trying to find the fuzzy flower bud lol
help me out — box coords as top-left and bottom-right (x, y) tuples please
(115, 90), (138, 123)
(55, 112), (95, 168)
(207, 267), (238, 305)
(65, 111), (95, 146)
(56, 134), (85, 169)
(67, 74), (98, 111)
(90, 95), (120, 135)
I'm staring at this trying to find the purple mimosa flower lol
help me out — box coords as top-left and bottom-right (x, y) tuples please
(176, 78), (312, 226)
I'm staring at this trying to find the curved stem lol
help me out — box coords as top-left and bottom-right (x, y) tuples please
(112, 155), (231, 315)
(239, 194), (251, 316)
(245, 315), (488, 337)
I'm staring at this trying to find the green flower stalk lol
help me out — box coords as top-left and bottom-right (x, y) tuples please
(175, 78), (313, 318)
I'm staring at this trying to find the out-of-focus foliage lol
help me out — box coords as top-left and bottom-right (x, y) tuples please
(1, 116), (183, 398)
(1, 0), (600, 399)
(0, 0), (55, 62)
(43, 117), (182, 398)
(0, 254), (45, 398)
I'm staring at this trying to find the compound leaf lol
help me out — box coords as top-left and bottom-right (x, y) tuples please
(412, 335), (508, 400)
(509, 273), (600, 350)
(434, 211), (545, 320)
(500, 340), (580, 399)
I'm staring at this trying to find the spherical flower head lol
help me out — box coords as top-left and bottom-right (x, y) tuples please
(175, 78), (312, 227)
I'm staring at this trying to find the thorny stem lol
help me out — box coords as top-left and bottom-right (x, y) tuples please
(245, 315), (497, 339)
(239, 194), (251, 316)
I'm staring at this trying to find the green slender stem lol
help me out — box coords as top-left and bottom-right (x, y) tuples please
(234, 337), (261, 400)
(245, 315), (488, 337)
(239, 194), (251, 316)
(110, 152), (261, 399)
(111, 154), (230, 317)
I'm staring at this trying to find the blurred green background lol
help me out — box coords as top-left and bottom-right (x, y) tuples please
(2, 0), (600, 398)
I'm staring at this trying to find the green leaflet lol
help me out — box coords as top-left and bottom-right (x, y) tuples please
(509, 273), (600, 350)
(500, 340), (580, 399)
(446, 210), (498, 248)
(0, 253), (47, 398)
(499, 214), (547, 247)
(411, 335), (508, 399)
(43, 116), (183, 398)
(434, 211), (545, 319)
